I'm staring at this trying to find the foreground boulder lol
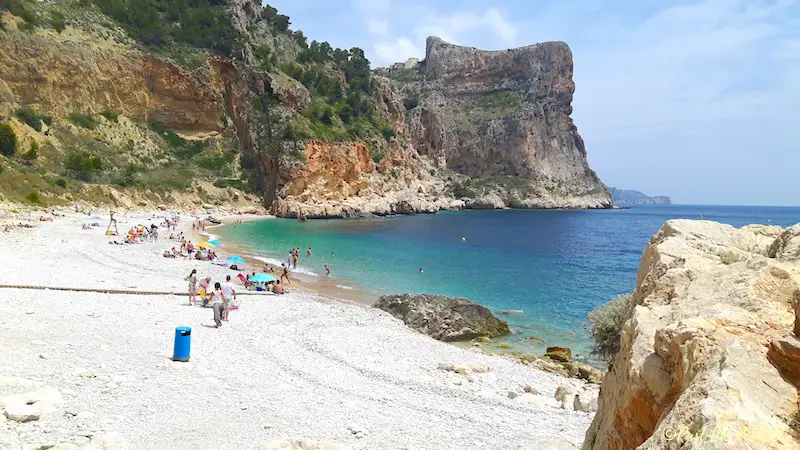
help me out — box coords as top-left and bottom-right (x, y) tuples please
(374, 293), (510, 341)
(584, 220), (800, 449)
(545, 346), (572, 362)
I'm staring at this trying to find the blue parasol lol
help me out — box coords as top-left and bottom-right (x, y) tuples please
(208, 240), (221, 246)
(226, 256), (246, 264)
(249, 273), (277, 283)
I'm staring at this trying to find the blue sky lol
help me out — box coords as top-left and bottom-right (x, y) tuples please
(266, 0), (799, 206)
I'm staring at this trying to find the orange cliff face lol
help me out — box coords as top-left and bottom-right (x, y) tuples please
(281, 140), (376, 201)
(0, 26), (231, 133)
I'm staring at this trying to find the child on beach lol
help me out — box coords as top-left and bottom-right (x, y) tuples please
(185, 269), (198, 305)
(209, 282), (224, 328)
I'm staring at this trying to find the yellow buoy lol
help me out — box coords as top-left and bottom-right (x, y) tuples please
(461, 237), (466, 241)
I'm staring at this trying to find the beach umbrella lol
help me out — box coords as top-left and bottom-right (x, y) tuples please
(226, 256), (246, 264)
(249, 273), (277, 283)
(197, 241), (214, 248)
(208, 240), (221, 246)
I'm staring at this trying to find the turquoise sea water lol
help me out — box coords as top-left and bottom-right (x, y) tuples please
(216, 205), (800, 359)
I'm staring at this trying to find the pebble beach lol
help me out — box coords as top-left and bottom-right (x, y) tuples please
(0, 209), (595, 449)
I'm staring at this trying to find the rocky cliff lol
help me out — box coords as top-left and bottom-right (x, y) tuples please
(583, 220), (800, 449)
(0, 1), (610, 214)
(393, 37), (611, 209)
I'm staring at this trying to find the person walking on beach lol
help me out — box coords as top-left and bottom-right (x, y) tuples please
(325, 264), (330, 276)
(185, 269), (198, 306)
(221, 275), (236, 321)
(210, 282), (224, 328)
(281, 263), (291, 285)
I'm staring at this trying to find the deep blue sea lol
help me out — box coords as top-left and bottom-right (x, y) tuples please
(216, 205), (800, 360)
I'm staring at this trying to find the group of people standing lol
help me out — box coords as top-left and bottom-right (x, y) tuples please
(185, 269), (238, 328)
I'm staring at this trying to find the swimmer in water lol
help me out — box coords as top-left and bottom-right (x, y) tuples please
(419, 268), (424, 273)
(325, 264), (330, 276)
(307, 247), (312, 256)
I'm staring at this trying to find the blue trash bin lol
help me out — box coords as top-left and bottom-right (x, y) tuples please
(173, 327), (191, 362)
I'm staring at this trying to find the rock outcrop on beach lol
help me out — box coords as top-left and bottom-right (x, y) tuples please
(374, 293), (511, 341)
(583, 220), (800, 449)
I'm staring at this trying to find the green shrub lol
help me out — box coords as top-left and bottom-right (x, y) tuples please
(112, 164), (140, 187)
(65, 152), (102, 181)
(68, 112), (98, 130)
(20, 141), (38, 160)
(718, 249), (742, 265)
(389, 168), (399, 179)
(55, 178), (67, 188)
(15, 108), (51, 132)
(213, 178), (247, 190)
(586, 293), (631, 361)
(50, 11), (65, 33)
(99, 110), (119, 122)
(370, 147), (386, 164)
(148, 122), (206, 157)
(25, 190), (41, 205)
(0, 123), (17, 156)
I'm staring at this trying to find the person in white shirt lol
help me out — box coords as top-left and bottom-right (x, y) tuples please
(220, 275), (236, 321)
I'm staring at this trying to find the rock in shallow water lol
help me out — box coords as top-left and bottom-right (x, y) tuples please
(545, 346), (572, 362)
(374, 293), (510, 341)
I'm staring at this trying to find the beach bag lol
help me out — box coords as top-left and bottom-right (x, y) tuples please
(230, 264), (239, 270)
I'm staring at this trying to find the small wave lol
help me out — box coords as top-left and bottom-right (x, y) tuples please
(251, 256), (318, 276)
(497, 309), (524, 316)
(335, 285), (354, 290)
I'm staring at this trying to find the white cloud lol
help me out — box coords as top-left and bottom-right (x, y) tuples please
(374, 37), (424, 65)
(415, 8), (517, 45)
(365, 6), (518, 65)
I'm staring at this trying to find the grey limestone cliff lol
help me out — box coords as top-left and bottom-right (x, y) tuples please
(395, 37), (612, 209)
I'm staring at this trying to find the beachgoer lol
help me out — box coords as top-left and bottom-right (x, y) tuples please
(419, 268), (424, 273)
(187, 241), (194, 254)
(199, 276), (211, 306)
(221, 275), (236, 321)
(210, 282), (224, 328)
(307, 247), (312, 256)
(280, 263), (291, 285)
(271, 280), (285, 294)
(325, 264), (330, 276)
(185, 269), (198, 305)
(180, 238), (187, 253)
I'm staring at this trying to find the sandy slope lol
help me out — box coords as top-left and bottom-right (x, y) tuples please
(0, 210), (593, 449)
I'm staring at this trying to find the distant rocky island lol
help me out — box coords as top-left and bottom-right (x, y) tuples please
(608, 187), (671, 206)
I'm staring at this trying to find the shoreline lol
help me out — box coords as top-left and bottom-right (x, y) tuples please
(0, 205), (596, 448)
(195, 215), (379, 307)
